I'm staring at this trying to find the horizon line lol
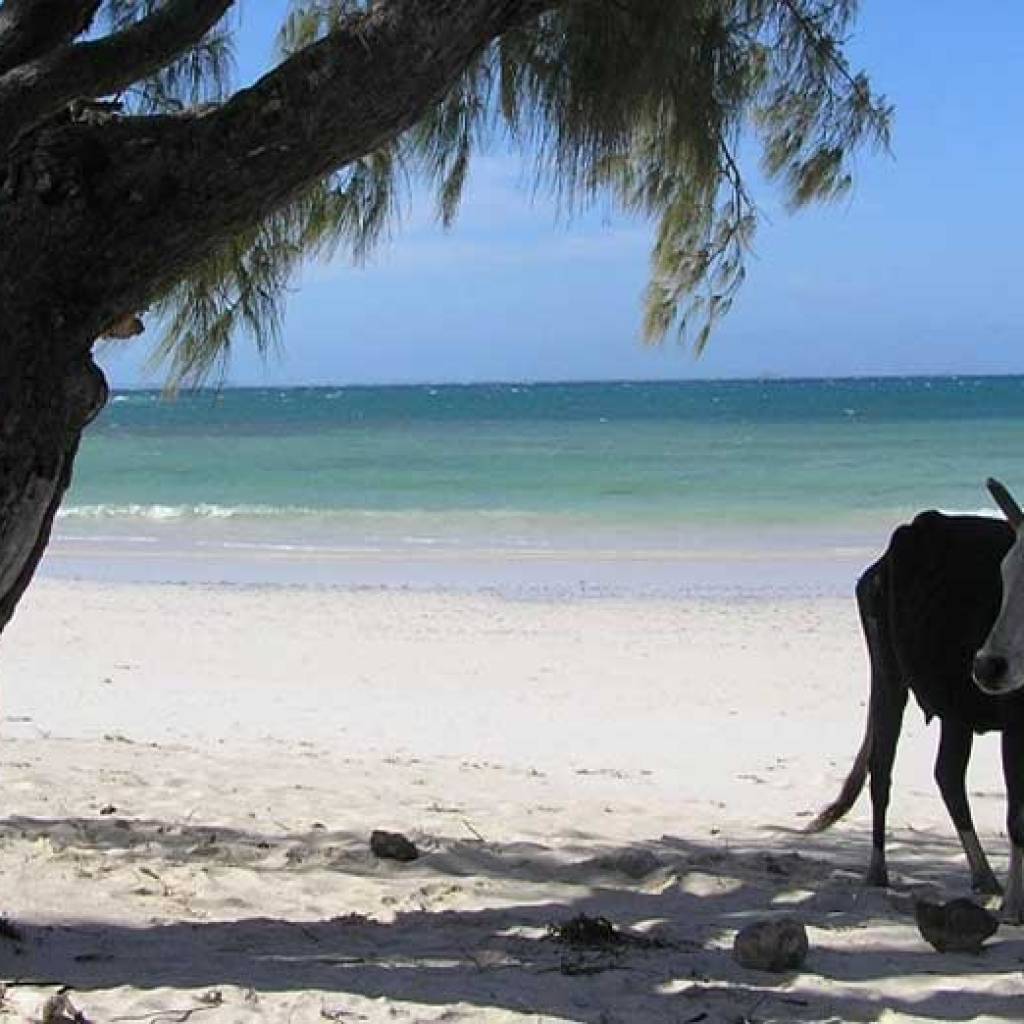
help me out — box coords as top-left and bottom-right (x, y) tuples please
(105, 371), (1024, 392)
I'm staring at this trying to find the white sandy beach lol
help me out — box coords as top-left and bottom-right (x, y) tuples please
(0, 579), (1021, 1022)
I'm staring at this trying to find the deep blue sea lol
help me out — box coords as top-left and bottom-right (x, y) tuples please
(47, 376), (1024, 594)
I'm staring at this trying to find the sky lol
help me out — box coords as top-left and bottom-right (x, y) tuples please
(100, 1), (1024, 387)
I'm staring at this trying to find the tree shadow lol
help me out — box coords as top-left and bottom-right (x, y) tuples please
(3, 813), (1024, 1021)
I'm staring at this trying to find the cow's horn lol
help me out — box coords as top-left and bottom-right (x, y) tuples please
(987, 478), (1024, 528)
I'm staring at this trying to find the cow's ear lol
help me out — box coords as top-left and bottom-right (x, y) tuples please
(988, 478), (1024, 529)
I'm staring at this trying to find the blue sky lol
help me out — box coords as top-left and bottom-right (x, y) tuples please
(101, 2), (1024, 386)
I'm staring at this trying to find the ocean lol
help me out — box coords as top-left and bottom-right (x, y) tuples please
(46, 376), (1024, 596)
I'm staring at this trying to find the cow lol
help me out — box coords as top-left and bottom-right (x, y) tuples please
(807, 479), (1024, 920)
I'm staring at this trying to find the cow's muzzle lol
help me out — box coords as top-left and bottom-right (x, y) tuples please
(973, 652), (1010, 693)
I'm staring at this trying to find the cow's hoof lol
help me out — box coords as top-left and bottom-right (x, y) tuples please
(865, 865), (889, 888)
(1000, 893), (1024, 924)
(972, 872), (1003, 897)
(865, 848), (888, 888)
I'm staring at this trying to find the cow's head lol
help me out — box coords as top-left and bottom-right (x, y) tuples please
(974, 478), (1024, 695)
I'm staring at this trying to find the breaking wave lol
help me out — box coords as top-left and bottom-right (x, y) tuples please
(57, 503), (289, 521)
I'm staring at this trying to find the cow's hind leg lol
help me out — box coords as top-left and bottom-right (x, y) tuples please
(866, 679), (907, 887)
(935, 719), (1000, 894)
(1001, 727), (1024, 922)
(860, 565), (907, 887)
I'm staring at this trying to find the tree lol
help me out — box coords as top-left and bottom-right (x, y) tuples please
(0, 0), (888, 634)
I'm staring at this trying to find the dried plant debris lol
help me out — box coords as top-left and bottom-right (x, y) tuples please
(546, 914), (667, 978)
(547, 914), (664, 950)
(558, 956), (628, 977)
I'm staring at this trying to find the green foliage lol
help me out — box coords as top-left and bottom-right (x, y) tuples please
(147, 148), (403, 383)
(117, 0), (890, 385)
(100, 0), (234, 112)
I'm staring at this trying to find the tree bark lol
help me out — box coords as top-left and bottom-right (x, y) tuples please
(0, 0), (234, 154)
(0, 1), (101, 76)
(0, 333), (107, 633)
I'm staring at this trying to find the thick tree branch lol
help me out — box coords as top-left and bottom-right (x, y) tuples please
(0, 0), (235, 153)
(0, 0), (556, 346)
(0, 0), (101, 75)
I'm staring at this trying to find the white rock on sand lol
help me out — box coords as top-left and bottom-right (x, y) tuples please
(0, 579), (1018, 1022)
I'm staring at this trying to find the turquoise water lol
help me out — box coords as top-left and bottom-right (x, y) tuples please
(48, 376), (1024, 593)
(66, 376), (1024, 525)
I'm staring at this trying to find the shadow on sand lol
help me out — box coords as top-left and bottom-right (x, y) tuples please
(2, 814), (1024, 1021)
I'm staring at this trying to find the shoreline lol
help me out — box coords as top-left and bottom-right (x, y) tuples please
(43, 521), (882, 597)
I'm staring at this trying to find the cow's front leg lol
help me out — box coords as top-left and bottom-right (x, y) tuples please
(1001, 728), (1024, 922)
(1002, 845), (1024, 922)
(936, 719), (1002, 893)
(958, 830), (1002, 896)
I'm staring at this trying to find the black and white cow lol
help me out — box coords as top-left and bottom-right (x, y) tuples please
(808, 479), (1024, 919)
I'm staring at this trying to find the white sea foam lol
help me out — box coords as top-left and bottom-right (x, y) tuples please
(57, 503), (278, 521)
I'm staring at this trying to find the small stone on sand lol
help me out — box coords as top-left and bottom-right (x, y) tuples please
(733, 917), (809, 972)
(370, 830), (419, 862)
(914, 898), (998, 953)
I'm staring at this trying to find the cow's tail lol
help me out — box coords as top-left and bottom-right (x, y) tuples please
(803, 716), (872, 833)
(804, 560), (884, 834)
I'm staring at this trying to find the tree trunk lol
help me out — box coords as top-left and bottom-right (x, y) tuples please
(0, 0), (550, 637)
(0, 336), (107, 633)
